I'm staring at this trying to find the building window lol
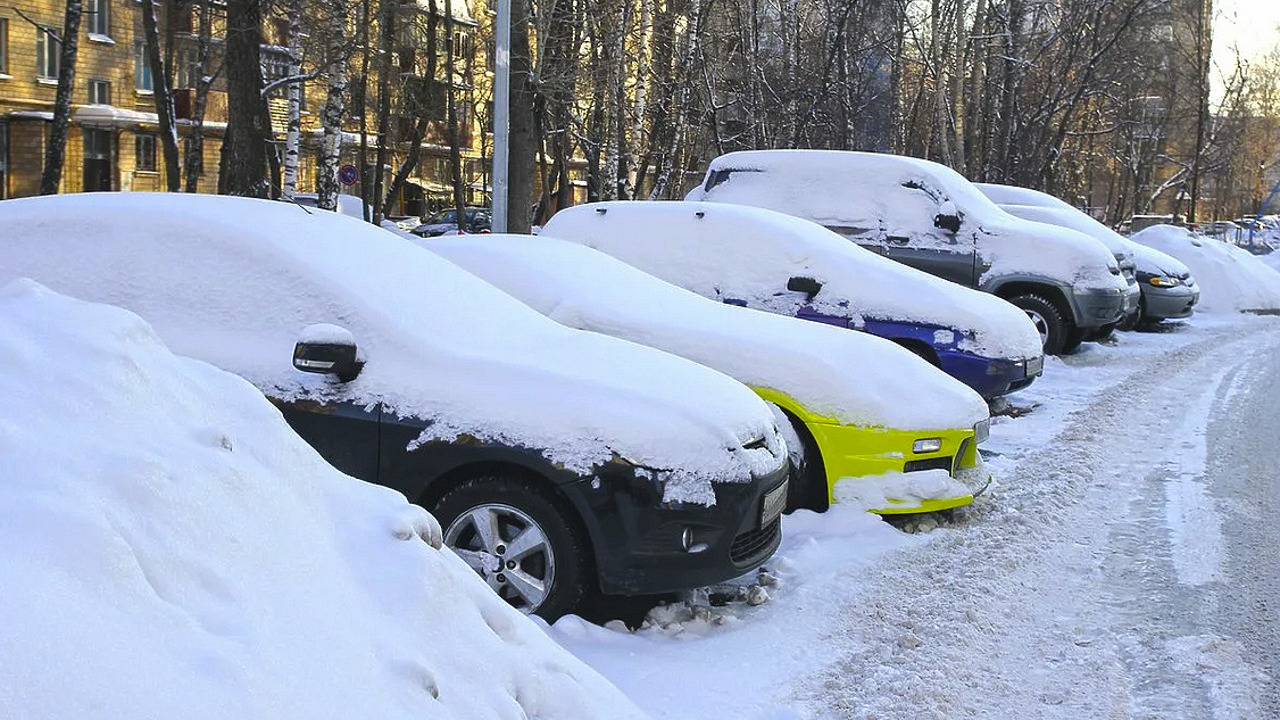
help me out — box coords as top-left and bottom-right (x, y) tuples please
(135, 134), (156, 172)
(88, 79), (111, 104)
(176, 48), (196, 89)
(37, 26), (60, 80)
(134, 41), (153, 91)
(0, 18), (9, 75)
(86, 0), (109, 37)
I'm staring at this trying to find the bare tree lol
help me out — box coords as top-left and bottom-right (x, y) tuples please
(36, 2), (83, 194)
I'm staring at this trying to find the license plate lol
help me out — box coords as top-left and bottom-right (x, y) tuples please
(1026, 356), (1044, 376)
(762, 480), (788, 525)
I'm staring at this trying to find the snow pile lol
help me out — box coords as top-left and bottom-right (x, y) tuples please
(688, 150), (1124, 292)
(831, 469), (975, 511)
(0, 193), (785, 504)
(426, 234), (988, 431)
(540, 201), (1043, 361)
(1131, 224), (1280, 314)
(0, 279), (646, 720)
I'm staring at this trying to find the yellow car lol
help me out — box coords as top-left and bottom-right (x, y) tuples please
(427, 234), (991, 514)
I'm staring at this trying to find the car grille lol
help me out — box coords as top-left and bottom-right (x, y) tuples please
(903, 457), (952, 473)
(730, 517), (781, 566)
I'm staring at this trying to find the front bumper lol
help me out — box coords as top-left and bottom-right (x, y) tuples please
(805, 422), (983, 514)
(1141, 283), (1200, 320)
(564, 465), (789, 595)
(1070, 286), (1126, 329)
(937, 350), (1043, 399)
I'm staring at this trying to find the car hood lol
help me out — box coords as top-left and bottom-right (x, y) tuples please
(0, 193), (785, 504)
(1129, 242), (1193, 279)
(992, 203), (1136, 271)
(542, 201), (1044, 362)
(976, 214), (1128, 292)
(428, 234), (990, 431)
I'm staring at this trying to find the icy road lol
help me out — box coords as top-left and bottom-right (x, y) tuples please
(552, 315), (1280, 720)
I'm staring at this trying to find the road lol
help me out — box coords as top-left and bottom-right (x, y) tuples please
(799, 318), (1280, 719)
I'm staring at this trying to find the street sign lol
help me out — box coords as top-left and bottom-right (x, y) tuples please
(338, 165), (359, 186)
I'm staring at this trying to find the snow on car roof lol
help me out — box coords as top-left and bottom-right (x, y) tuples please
(0, 280), (645, 720)
(690, 150), (1122, 290)
(426, 234), (989, 431)
(0, 193), (783, 504)
(540, 201), (1044, 361)
(989, 202), (1132, 261)
(1131, 224), (1280, 314)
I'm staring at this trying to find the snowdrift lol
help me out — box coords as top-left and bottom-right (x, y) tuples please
(0, 279), (647, 720)
(1130, 225), (1280, 314)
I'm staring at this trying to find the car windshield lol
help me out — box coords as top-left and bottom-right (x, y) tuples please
(428, 210), (459, 224)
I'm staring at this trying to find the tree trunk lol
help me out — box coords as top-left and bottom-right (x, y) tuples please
(142, 0), (181, 191)
(219, 0), (271, 197)
(446, 0), (466, 226)
(39, 1), (83, 195)
(507, 0), (536, 232)
(317, 0), (350, 211)
(281, 0), (303, 199)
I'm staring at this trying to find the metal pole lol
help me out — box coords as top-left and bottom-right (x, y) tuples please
(1250, 170), (1280, 253)
(492, 0), (511, 233)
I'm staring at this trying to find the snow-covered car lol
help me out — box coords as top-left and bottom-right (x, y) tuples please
(287, 192), (367, 219)
(1130, 224), (1280, 315)
(0, 280), (648, 720)
(427, 234), (992, 515)
(975, 183), (1143, 330)
(0, 193), (791, 620)
(540, 201), (1045, 401)
(974, 183), (1188, 329)
(687, 150), (1130, 354)
(411, 207), (492, 237)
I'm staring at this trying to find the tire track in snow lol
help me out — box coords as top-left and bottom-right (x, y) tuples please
(795, 321), (1280, 719)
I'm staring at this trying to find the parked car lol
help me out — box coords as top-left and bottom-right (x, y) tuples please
(427, 233), (992, 514)
(287, 192), (367, 219)
(540, 201), (1045, 401)
(411, 207), (492, 237)
(974, 183), (1145, 330)
(1131, 223), (1280, 315)
(687, 150), (1130, 354)
(0, 193), (791, 620)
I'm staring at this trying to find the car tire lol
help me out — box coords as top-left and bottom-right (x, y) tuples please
(1008, 294), (1069, 356)
(778, 410), (829, 513)
(433, 474), (590, 621)
(1060, 328), (1086, 354)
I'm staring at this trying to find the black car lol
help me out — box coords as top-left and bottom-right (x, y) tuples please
(0, 192), (790, 621)
(411, 207), (493, 237)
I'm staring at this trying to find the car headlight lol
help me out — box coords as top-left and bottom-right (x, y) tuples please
(1149, 275), (1181, 288)
(912, 437), (943, 454)
(973, 419), (990, 444)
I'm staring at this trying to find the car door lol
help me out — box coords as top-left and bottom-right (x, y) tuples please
(880, 180), (979, 287)
(269, 396), (382, 483)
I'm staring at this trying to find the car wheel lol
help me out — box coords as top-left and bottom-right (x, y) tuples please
(1060, 328), (1086, 354)
(777, 410), (829, 513)
(433, 474), (590, 620)
(1008, 294), (1069, 356)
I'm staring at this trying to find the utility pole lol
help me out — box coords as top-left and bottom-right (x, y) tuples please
(492, 0), (511, 232)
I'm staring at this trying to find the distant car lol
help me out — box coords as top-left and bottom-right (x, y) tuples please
(0, 192), (791, 621)
(411, 207), (492, 237)
(428, 233), (992, 515)
(687, 150), (1129, 355)
(540, 201), (1045, 401)
(975, 183), (1145, 331)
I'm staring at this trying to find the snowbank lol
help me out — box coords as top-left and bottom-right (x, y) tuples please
(1131, 225), (1280, 314)
(426, 234), (988, 431)
(688, 150), (1123, 291)
(0, 193), (785, 504)
(0, 279), (646, 720)
(540, 201), (1043, 362)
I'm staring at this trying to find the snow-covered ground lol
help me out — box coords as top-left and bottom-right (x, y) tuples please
(551, 311), (1280, 719)
(0, 280), (645, 720)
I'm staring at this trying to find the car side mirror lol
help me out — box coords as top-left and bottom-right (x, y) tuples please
(293, 324), (364, 382)
(786, 276), (823, 299)
(934, 213), (961, 233)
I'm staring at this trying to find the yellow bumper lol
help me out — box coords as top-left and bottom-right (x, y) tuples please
(756, 389), (981, 515)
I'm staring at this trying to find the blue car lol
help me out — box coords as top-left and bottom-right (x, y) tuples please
(542, 201), (1045, 400)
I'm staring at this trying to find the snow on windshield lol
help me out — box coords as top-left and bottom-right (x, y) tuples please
(1131, 224), (1280, 314)
(540, 200), (1044, 361)
(427, 234), (989, 431)
(0, 193), (783, 504)
(692, 150), (1122, 291)
(0, 279), (646, 720)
